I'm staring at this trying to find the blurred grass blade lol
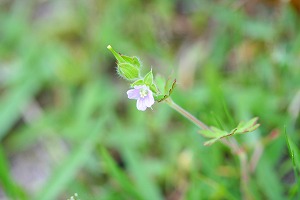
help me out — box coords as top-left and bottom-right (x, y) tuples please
(210, 111), (224, 130)
(257, 158), (284, 200)
(284, 126), (300, 198)
(34, 118), (106, 200)
(0, 79), (39, 140)
(123, 148), (163, 200)
(221, 95), (235, 128)
(100, 147), (143, 200)
(0, 146), (27, 200)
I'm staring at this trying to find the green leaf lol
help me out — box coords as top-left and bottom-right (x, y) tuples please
(156, 79), (176, 102)
(155, 74), (166, 93)
(121, 55), (141, 69)
(165, 78), (176, 96)
(131, 79), (144, 87)
(132, 57), (142, 69)
(199, 127), (228, 139)
(234, 117), (260, 134)
(199, 117), (260, 146)
(150, 83), (158, 93)
(117, 63), (140, 80)
(107, 45), (126, 63)
(0, 78), (40, 140)
(201, 127), (236, 146)
(107, 45), (141, 81)
(165, 79), (176, 96)
(107, 45), (142, 68)
(154, 94), (167, 102)
(284, 127), (300, 198)
(143, 70), (154, 86)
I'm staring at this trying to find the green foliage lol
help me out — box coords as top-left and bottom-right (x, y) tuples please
(155, 77), (176, 102)
(0, 146), (26, 200)
(107, 45), (141, 80)
(0, 1), (299, 200)
(143, 70), (154, 86)
(34, 118), (107, 200)
(100, 147), (143, 200)
(131, 69), (159, 94)
(284, 127), (300, 198)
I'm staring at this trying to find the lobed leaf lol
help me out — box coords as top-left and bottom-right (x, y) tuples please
(199, 117), (260, 146)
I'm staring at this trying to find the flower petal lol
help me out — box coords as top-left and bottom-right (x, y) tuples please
(144, 91), (154, 107)
(127, 89), (140, 99)
(137, 98), (147, 111)
(134, 85), (145, 89)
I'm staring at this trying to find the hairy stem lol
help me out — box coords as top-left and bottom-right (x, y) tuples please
(164, 98), (209, 130)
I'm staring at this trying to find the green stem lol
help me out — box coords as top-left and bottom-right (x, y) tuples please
(164, 97), (251, 199)
(164, 98), (209, 130)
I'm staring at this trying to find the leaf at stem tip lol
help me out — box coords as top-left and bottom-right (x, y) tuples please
(199, 117), (260, 146)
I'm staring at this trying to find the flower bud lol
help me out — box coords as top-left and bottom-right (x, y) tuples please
(107, 45), (141, 81)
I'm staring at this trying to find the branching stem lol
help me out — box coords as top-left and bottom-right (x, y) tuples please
(164, 97), (251, 200)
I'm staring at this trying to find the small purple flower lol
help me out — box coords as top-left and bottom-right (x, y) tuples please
(127, 85), (155, 111)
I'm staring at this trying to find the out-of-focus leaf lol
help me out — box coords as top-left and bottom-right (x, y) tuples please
(100, 147), (143, 200)
(234, 117), (260, 134)
(33, 118), (107, 200)
(122, 148), (163, 200)
(0, 146), (27, 200)
(0, 79), (40, 140)
(284, 127), (300, 198)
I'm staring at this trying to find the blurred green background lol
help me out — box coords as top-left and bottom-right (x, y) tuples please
(0, 0), (300, 199)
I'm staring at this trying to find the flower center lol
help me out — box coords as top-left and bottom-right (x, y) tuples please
(139, 88), (148, 98)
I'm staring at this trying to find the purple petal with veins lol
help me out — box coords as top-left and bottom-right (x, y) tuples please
(127, 85), (155, 111)
(127, 89), (140, 99)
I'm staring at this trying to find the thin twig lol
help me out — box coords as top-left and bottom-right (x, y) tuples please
(249, 142), (263, 172)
